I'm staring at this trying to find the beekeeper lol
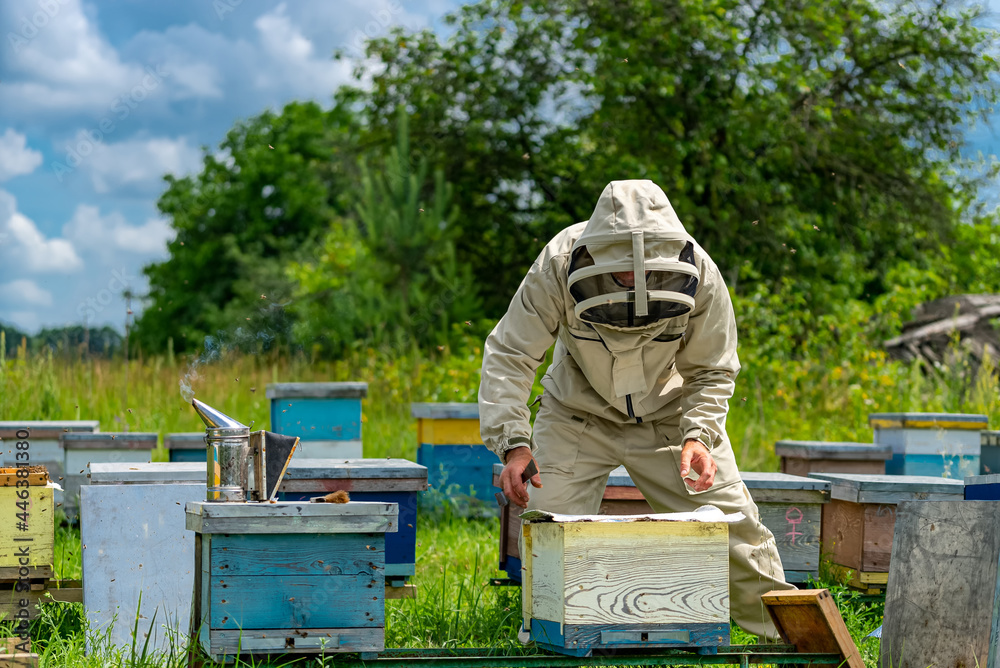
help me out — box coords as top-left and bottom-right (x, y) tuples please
(479, 179), (793, 640)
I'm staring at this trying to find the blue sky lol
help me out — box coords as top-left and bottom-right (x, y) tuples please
(0, 0), (997, 335)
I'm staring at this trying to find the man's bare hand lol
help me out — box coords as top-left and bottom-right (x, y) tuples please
(679, 439), (717, 492)
(500, 447), (542, 507)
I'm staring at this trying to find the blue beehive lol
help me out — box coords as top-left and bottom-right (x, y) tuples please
(164, 432), (206, 462)
(869, 412), (987, 478)
(277, 458), (426, 587)
(964, 473), (1000, 500)
(186, 500), (396, 663)
(411, 403), (493, 511)
(268, 383), (367, 459)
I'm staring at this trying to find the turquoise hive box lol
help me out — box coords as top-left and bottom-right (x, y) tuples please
(412, 403), (493, 511)
(268, 382), (367, 459)
(869, 412), (986, 478)
(186, 500), (397, 663)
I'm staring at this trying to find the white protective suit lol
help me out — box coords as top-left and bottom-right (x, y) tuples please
(478, 179), (793, 639)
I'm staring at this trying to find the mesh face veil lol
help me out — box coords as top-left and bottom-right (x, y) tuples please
(568, 236), (699, 331)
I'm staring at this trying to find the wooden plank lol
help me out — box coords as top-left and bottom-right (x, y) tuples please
(0, 471), (48, 487)
(757, 502), (822, 572)
(826, 564), (888, 590)
(266, 382), (368, 399)
(0, 567), (50, 580)
(821, 499), (865, 572)
(279, 478), (427, 494)
(185, 501), (397, 535)
(0, 421), (99, 439)
(418, 419), (482, 446)
(89, 462), (204, 484)
(61, 433), (157, 449)
(385, 584), (416, 600)
(560, 522), (729, 626)
(522, 523), (533, 625)
(742, 471), (832, 492)
(782, 458), (886, 477)
(882, 501), (1000, 668)
(748, 488), (830, 504)
(285, 458), (428, 480)
(210, 627), (382, 654)
(809, 473), (964, 502)
(526, 523), (564, 626)
(210, 534), (384, 577)
(210, 575), (383, 630)
(0, 486), (53, 571)
(861, 504), (896, 572)
(410, 403), (479, 420)
(763, 588), (863, 668)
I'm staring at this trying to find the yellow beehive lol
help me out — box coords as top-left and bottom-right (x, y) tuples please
(522, 514), (731, 656)
(0, 468), (54, 580)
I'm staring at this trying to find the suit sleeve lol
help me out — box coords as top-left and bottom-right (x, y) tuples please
(478, 259), (564, 460)
(673, 260), (740, 450)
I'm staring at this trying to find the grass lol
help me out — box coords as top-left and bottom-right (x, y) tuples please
(1, 341), (995, 666)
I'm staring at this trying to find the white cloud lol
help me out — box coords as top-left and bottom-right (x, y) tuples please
(0, 189), (82, 273)
(63, 205), (175, 256)
(0, 129), (43, 181)
(71, 135), (202, 195)
(0, 279), (53, 307)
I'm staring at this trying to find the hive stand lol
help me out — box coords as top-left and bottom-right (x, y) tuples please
(187, 501), (397, 664)
(268, 383), (367, 459)
(810, 472), (965, 592)
(869, 412), (987, 478)
(775, 440), (891, 477)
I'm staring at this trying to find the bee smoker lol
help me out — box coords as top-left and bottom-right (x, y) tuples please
(191, 398), (299, 502)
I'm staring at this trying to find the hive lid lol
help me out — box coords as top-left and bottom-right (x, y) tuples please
(868, 412), (988, 430)
(265, 382), (368, 399)
(774, 441), (892, 460)
(521, 505), (745, 524)
(741, 471), (832, 492)
(809, 472), (964, 502)
(0, 421), (100, 439)
(964, 473), (1000, 486)
(164, 432), (206, 449)
(185, 499), (397, 534)
(284, 458), (427, 479)
(61, 432), (158, 449)
(410, 403), (480, 420)
(90, 462), (204, 484)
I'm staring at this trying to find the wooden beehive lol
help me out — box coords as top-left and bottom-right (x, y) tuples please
(412, 403), (493, 512)
(0, 421), (99, 504)
(277, 458), (427, 587)
(164, 432), (205, 463)
(811, 473), (964, 591)
(60, 433), (157, 517)
(268, 383), (367, 459)
(0, 467), (56, 622)
(82, 466), (204, 653)
(869, 412), (987, 478)
(521, 512), (731, 656)
(491, 464), (651, 582)
(775, 441), (892, 477)
(187, 501), (396, 662)
(741, 472), (831, 583)
(980, 430), (1000, 476)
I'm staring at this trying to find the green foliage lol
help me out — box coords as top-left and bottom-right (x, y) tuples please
(289, 109), (482, 355)
(134, 101), (362, 354)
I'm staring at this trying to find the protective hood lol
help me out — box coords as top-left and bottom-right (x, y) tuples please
(568, 180), (699, 330)
(568, 181), (700, 398)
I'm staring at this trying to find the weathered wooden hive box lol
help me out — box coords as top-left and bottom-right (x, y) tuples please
(412, 403), (493, 511)
(869, 412), (986, 478)
(0, 421), (99, 503)
(187, 500), (397, 662)
(268, 382), (367, 459)
(811, 472), (964, 591)
(60, 432), (157, 516)
(164, 432), (206, 462)
(491, 464), (651, 582)
(775, 441), (891, 477)
(277, 458), (427, 587)
(963, 473), (1000, 500)
(521, 510), (733, 656)
(0, 466), (56, 620)
(980, 430), (1000, 475)
(741, 472), (831, 583)
(83, 462), (205, 653)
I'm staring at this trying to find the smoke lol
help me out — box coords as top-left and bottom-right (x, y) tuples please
(177, 321), (287, 403)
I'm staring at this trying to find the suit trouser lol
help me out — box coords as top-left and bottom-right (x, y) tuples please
(522, 394), (794, 640)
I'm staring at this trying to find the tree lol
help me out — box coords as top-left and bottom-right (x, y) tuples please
(346, 0), (999, 314)
(133, 101), (363, 353)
